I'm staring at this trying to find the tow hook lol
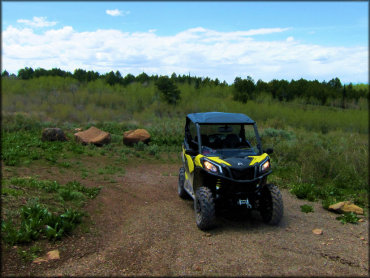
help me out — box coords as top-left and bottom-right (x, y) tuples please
(238, 199), (252, 208)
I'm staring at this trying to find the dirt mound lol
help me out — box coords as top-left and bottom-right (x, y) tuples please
(42, 128), (67, 142)
(123, 129), (150, 145)
(74, 126), (111, 146)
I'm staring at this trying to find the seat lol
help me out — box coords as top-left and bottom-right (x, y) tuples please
(195, 135), (209, 147)
(224, 134), (240, 148)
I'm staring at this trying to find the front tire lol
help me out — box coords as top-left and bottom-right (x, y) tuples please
(259, 184), (284, 225)
(194, 187), (216, 230)
(178, 167), (190, 199)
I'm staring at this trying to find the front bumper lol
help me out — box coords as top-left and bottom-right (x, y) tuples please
(200, 168), (271, 195)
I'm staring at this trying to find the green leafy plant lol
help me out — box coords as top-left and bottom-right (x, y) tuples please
(17, 245), (43, 262)
(336, 212), (359, 224)
(58, 188), (85, 201)
(146, 144), (160, 156)
(65, 181), (101, 199)
(290, 183), (317, 201)
(1, 201), (86, 244)
(300, 204), (314, 213)
(134, 141), (145, 151)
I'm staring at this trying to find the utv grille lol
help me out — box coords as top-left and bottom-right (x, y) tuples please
(230, 166), (255, 180)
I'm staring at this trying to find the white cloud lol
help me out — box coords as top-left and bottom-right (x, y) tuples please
(2, 26), (368, 83)
(106, 9), (130, 16)
(17, 16), (57, 28)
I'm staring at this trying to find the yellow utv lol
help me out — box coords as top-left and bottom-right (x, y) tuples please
(178, 112), (283, 230)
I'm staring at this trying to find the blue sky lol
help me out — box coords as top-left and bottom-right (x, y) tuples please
(2, 1), (368, 83)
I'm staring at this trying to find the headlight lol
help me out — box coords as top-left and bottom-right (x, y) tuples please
(261, 160), (270, 172)
(203, 160), (218, 173)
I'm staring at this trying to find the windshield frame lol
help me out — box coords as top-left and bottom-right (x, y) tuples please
(195, 122), (263, 155)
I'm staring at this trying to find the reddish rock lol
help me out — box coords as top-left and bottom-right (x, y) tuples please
(74, 126), (111, 146)
(123, 129), (151, 145)
(42, 128), (67, 142)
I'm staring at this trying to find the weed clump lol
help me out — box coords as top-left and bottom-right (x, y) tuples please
(336, 212), (359, 224)
(300, 204), (314, 213)
(290, 183), (317, 201)
(1, 178), (101, 245)
(1, 201), (84, 244)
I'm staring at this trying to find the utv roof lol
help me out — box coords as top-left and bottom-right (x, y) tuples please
(187, 112), (255, 124)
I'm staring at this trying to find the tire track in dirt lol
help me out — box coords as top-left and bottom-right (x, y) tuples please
(35, 163), (368, 276)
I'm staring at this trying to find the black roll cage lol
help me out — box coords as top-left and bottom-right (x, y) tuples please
(184, 117), (263, 155)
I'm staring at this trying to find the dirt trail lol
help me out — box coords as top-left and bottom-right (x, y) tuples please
(3, 163), (369, 276)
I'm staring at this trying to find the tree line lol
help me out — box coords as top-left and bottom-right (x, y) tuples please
(1, 67), (368, 108)
(233, 76), (368, 108)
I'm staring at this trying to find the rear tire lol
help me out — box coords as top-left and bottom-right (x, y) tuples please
(259, 184), (284, 225)
(194, 187), (216, 230)
(178, 167), (190, 199)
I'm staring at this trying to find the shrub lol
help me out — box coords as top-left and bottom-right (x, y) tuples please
(290, 183), (317, 201)
(336, 212), (359, 224)
(300, 204), (314, 213)
(1, 201), (85, 244)
(134, 141), (145, 151)
(146, 144), (160, 156)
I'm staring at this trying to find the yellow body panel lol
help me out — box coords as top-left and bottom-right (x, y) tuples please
(182, 146), (195, 173)
(194, 154), (204, 167)
(207, 157), (231, 166)
(186, 154), (194, 173)
(248, 153), (268, 165)
(194, 154), (231, 167)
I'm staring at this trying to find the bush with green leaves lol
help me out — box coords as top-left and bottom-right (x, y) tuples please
(290, 183), (317, 201)
(336, 212), (359, 224)
(1, 201), (84, 244)
(146, 143), (160, 156)
(300, 204), (314, 213)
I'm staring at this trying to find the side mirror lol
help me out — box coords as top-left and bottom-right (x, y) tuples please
(185, 149), (198, 156)
(264, 148), (274, 155)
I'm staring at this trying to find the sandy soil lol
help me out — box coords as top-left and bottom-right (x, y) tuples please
(2, 163), (368, 276)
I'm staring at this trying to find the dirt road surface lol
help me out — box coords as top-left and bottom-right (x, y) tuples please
(2, 163), (369, 276)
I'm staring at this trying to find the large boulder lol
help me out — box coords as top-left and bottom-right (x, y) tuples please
(123, 129), (151, 145)
(74, 126), (111, 146)
(328, 201), (364, 215)
(42, 128), (67, 142)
